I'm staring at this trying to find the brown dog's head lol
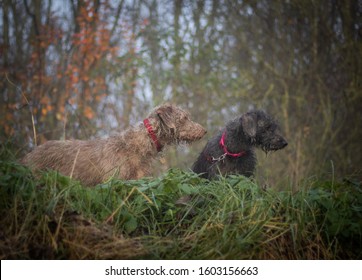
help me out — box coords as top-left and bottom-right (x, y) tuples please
(148, 104), (207, 145)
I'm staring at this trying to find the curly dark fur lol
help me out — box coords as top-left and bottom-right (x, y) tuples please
(192, 110), (287, 179)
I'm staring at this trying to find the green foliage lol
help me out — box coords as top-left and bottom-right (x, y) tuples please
(0, 156), (361, 259)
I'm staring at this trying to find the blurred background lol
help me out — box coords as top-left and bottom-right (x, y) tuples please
(1, 0), (361, 188)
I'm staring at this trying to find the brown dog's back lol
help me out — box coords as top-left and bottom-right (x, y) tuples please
(22, 104), (206, 186)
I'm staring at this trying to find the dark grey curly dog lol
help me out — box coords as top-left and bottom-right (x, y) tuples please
(192, 110), (287, 179)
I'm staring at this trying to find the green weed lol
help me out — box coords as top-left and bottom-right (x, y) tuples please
(0, 154), (361, 259)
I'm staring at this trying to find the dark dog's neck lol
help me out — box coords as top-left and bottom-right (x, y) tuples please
(224, 119), (254, 153)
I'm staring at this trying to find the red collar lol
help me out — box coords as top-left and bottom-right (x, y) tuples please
(219, 131), (246, 158)
(143, 118), (162, 152)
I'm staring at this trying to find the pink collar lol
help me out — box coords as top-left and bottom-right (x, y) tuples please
(143, 119), (162, 152)
(219, 131), (246, 158)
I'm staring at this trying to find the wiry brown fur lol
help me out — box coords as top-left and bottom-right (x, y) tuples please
(22, 104), (206, 186)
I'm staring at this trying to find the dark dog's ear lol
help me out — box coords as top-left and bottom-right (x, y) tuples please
(156, 105), (176, 129)
(241, 113), (257, 138)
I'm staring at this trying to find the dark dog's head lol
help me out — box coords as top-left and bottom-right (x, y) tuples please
(241, 110), (288, 152)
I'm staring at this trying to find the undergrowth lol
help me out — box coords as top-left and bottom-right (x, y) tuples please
(0, 152), (361, 259)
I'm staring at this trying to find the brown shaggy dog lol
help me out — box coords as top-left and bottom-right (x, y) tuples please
(22, 104), (206, 186)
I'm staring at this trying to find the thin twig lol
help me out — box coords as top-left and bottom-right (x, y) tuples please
(70, 148), (81, 179)
(5, 73), (37, 146)
(105, 187), (136, 223)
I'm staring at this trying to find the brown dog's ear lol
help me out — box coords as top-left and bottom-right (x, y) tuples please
(241, 113), (257, 138)
(156, 105), (176, 129)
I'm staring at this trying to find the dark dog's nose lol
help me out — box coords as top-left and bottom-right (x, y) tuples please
(280, 139), (288, 148)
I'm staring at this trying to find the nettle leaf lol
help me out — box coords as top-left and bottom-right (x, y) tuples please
(164, 209), (174, 221)
(179, 184), (194, 195)
(124, 215), (138, 234)
(159, 180), (178, 194)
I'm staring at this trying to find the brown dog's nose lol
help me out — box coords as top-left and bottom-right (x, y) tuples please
(199, 128), (207, 139)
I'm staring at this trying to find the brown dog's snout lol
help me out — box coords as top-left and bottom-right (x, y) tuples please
(179, 122), (207, 141)
(197, 124), (207, 138)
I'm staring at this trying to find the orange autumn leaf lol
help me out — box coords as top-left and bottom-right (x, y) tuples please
(41, 107), (47, 116)
(71, 75), (79, 84)
(4, 125), (14, 136)
(69, 97), (76, 105)
(84, 106), (94, 119)
(6, 112), (13, 121)
(40, 95), (50, 105)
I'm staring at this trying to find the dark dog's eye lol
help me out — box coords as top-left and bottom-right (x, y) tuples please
(257, 120), (265, 127)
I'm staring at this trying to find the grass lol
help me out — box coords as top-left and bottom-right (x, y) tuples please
(0, 148), (361, 259)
